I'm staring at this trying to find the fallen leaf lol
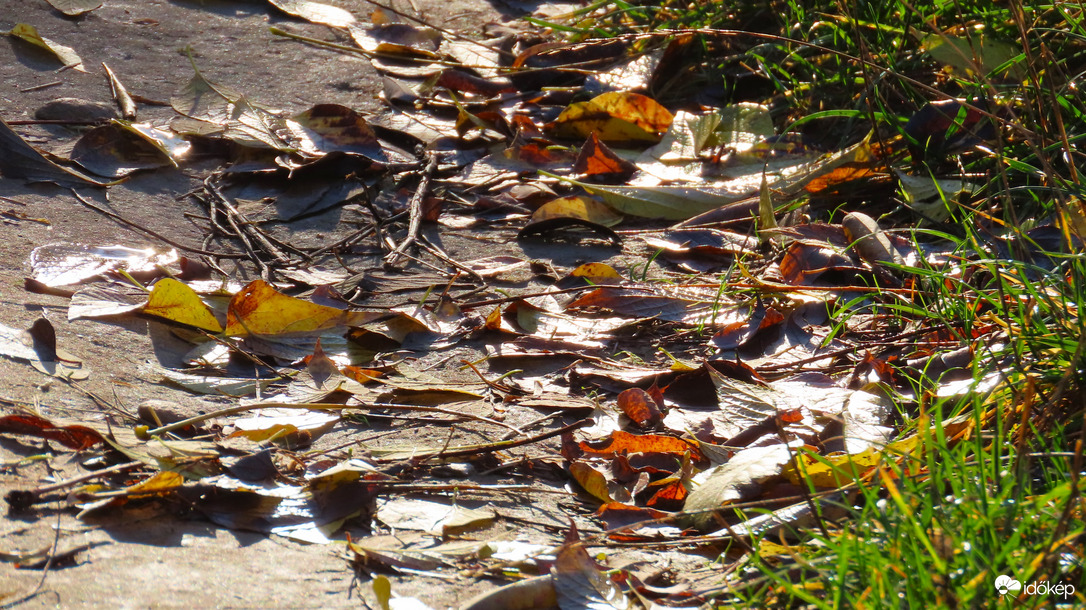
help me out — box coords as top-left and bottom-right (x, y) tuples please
(0, 319), (90, 380)
(0, 119), (113, 186)
(103, 63), (137, 119)
(548, 91), (673, 143)
(552, 526), (632, 609)
(30, 243), (179, 287)
(143, 278), (225, 333)
(0, 414), (103, 450)
(616, 388), (663, 429)
(682, 441), (801, 530)
(8, 23), (85, 71)
(573, 132), (638, 182)
(268, 0), (356, 27)
(579, 431), (702, 461)
(530, 196), (623, 227)
(285, 104), (385, 160)
(68, 122), (187, 178)
(225, 280), (387, 336)
(231, 408), (340, 443)
(45, 0), (102, 16)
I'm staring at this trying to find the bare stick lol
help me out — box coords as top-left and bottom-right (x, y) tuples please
(384, 152), (439, 268)
(69, 190), (243, 257)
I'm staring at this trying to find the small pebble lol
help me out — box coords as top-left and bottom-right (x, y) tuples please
(34, 97), (117, 122)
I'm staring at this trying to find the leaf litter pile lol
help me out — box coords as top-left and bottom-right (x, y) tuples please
(1, 0), (1083, 608)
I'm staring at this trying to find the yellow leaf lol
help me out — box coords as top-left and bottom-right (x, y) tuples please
(782, 436), (919, 487)
(531, 196), (623, 227)
(126, 470), (185, 495)
(569, 461), (612, 503)
(224, 280), (384, 336)
(144, 278), (224, 333)
(549, 92), (673, 143)
(9, 23), (85, 72)
(569, 262), (622, 280)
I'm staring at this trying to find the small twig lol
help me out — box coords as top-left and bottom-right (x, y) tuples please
(202, 176), (304, 274)
(69, 190), (241, 257)
(384, 152), (439, 268)
(141, 401), (523, 439)
(365, 482), (572, 495)
(0, 513), (62, 609)
(4, 461), (142, 511)
(417, 235), (488, 284)
(459, 285), (600, 310)
(19, 81), (63, 93)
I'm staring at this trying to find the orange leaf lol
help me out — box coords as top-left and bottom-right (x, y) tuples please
(579, 430), (702, 460)
(573, 132), (637, 181)
(617, 388), (663, 428)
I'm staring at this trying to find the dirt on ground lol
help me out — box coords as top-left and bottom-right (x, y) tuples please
(0, 1), (650, 608)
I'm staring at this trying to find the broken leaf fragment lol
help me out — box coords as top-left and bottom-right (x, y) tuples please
(549, 92), (673, 143)
(7, 23), (85, 71)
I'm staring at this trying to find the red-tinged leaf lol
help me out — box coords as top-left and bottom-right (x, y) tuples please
(579, 430), (703, 461)
(804, 163), (887, 197)
(507, 142), (575, 167)
(777, 240), (865, 286)
(778, 408), (804, 424)
(644, 478), (687, 510)
(341, 365), (383, 383)
(710, 301), (784, 350)
(597, 502), (669, 530)
(617, 388), (662, 429)
(509, 114), (544, 138)
(0, 414), (104, 450)
(435, 69), (515, 97)
(573, 132), (637, 183)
